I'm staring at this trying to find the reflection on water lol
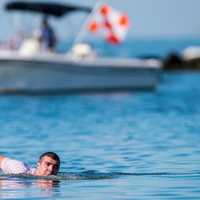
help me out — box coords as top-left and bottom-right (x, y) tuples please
(0, 177), (59, 199)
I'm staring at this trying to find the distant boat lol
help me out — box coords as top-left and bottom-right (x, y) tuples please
(0, 1), (162, 94)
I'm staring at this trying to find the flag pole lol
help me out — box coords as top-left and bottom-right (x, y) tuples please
(70, 0), (104, 50)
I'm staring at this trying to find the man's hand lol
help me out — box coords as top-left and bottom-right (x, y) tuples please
(0, 156), (5, 168)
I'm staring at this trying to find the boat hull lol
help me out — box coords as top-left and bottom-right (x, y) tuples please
(0, 53), (161, 94)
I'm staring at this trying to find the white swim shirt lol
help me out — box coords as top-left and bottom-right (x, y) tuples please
(0, 158), (35, 175)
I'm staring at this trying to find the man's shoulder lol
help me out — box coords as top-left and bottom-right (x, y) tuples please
(28, 167), (36, 175)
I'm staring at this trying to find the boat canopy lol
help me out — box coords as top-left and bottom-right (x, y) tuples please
(5, 1), (92, 17)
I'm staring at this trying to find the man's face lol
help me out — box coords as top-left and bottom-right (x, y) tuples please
(35, 156), (59, 176)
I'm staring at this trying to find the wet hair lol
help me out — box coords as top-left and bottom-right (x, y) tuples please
(39, 152), (60, 167)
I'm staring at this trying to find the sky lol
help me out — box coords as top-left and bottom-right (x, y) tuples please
(1, 0), (200, 40)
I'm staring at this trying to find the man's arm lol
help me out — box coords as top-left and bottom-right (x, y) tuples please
(0, 156), (28, 174)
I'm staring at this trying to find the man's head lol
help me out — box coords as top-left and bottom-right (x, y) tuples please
(35, 152), (60, 176)
(42, 16), (49, 27)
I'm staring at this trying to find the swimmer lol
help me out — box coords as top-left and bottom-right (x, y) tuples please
(0, 152), (60, 176)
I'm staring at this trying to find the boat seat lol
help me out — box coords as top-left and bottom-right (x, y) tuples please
(19, 38), (41, 56)
(71, 43), (96, 58)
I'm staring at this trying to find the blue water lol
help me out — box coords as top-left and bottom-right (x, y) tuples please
(0, 71), (200, 199)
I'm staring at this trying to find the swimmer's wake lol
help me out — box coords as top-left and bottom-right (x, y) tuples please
(0, 170), (200, 181)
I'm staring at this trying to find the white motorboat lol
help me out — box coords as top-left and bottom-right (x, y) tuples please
(0, 1), (162, 94)
(182, 46), (200, 61)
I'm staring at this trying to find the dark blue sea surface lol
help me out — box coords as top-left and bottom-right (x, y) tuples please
(58, 37), (200, 58)
(0, 71), (200, 199)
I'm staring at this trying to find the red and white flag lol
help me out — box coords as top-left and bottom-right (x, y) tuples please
(88, 4), (130, 44)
